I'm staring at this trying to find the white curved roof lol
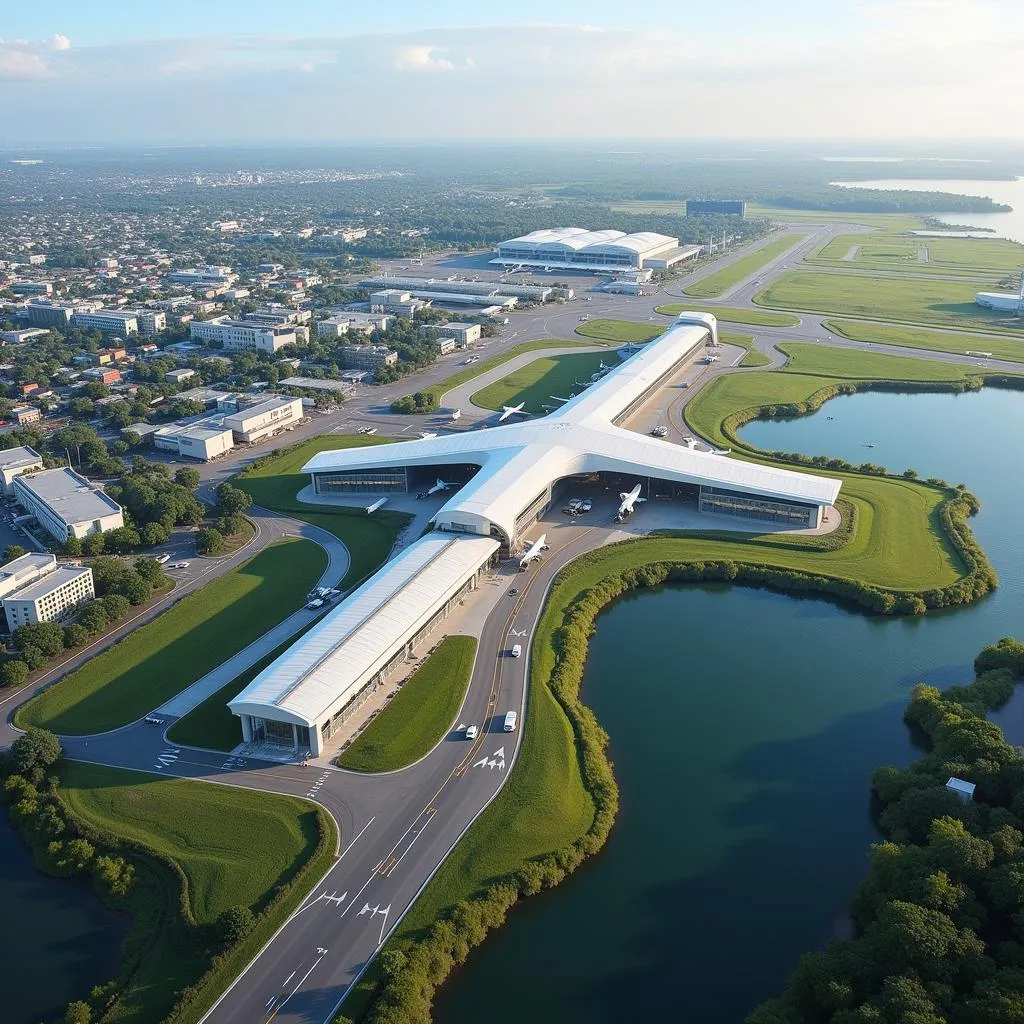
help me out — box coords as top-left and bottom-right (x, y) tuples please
(499, 227), (677, 258)
(303, 314), (842, 543)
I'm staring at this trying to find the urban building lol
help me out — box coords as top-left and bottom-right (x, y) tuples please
(70, 309), (140, 337)
(221, 395), (304, 444)
(189, 317), (297, 354)
(130, 310), (167, 336)
(13, 467), (125, 542)
(317, 316), (350, 339)
(26, 299), (102, 328)
(279, 376), (350, 394)
(165, 266), (238, 287)
(165, 368), (196, 385)
(369, 289), (428, 317)
(0, 445), (44, 494)
(0, 328), (51, 344)
(3, 565), (95, 632)
(685, 200), (747, 216)
(152, 420), (235, 461)
(10, 406), (41, 425)
(338, 345), (398, 373)
(436, 337), (456, 355)
(0, 552), (56, 602)
(359, 275), (555, 303)
(11, 281), (53, 296)
(436, 322), (481, 347)
(82, 367), (121, 385)
(494, 228), (696, 272)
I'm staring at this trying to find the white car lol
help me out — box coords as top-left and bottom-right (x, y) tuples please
(172, 561), (190, 569)
(465, 724), (479, 740)
(155, 553), (171, 564)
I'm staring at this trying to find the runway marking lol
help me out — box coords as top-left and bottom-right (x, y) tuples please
(305, 770), (331, 800)
(153, 748), (180, 769)
(282, 971), (295, 987)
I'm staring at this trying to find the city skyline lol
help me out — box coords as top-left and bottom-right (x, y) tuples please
(2, 0), (1023, 144)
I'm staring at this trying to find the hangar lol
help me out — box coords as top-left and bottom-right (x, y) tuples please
(493, 227), (697, 272)
(229, 312), (841, 756)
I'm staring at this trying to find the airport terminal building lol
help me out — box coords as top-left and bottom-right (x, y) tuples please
(493, 228), (700, 273)
(228, 313), (841, 756)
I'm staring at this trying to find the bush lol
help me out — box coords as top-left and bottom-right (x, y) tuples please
(216, 905), (255, 948)
(11, 727), (62, 780)
(63, 623), (91, 649)
(21, 645), (46, 671)
(196, 527), (227, 556)
(390, 391), (438, 414)
(3, 543), (27, 561)
(77, 601), (110, 634)
(14, 621), (66, 658)
(0, 659), (30, 687)
(99, 594), (130, 622)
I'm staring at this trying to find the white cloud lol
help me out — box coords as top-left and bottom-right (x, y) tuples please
(49, 34), (72, 51)
(393, 44), (473, 72)
(0, 48), (51, 80)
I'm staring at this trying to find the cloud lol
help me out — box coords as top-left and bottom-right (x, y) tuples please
(49, 34), (72, 51)
(392, 44), (473, 72)
(0, 48), (51, 80)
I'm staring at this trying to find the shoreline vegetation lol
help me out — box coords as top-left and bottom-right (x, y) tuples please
(344, 350), (1006, 1023)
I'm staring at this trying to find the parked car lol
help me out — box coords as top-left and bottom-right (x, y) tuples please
(155, 553), (171, 564)
(171, 561), (190, 569)
(465, 724), (479, 740)
(144, 716), (163, 726)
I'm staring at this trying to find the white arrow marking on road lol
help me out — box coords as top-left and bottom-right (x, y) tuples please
(358, 903), (371, 916)
(493, 746), (505, 759)
(474, 747), (507, 771)
(509, 628), (527, 637)
(472, 755), (489, 769)
(323, 890), (347, 906)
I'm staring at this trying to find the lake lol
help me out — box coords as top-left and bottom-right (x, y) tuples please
(435, 387), (1024, 1023)
(0, 814), (128, 1023)
(832, 176), (1024, 244)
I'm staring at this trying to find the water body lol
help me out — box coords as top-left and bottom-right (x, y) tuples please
(0, 814), (128, 1024)
(436, 387), (1024, 1024)
(832, 176), (1024, 244)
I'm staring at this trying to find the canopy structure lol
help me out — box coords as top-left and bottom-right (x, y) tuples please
(303, 312), (842, 546)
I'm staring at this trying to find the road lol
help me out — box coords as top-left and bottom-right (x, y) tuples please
(4, 216), (1020, 1024)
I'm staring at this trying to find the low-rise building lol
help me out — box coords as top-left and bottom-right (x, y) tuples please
(436, 322), (481, 348)
(3, 564), (95, 632)
(152, 421), (235, 461)
(0, 445), (45, 494)
(165, 266), (237, 288)
(0, 328), (51, 344)
(165, 368), (196, 385)
(221, 395), (304, 444)
(27, 299), (102, 328)
(339, 345), (398, 373)
(0, 552), (56, 602)
(317, 316), (350, 339)
(11, 281), (53, 296)
(436, 337), (456, 355)
(82, 367), (121, 385)
(10, 406), (41, 426)
(13, 467), (125, 542)
(189, 317), (297, 354)
(70, 309), (140, 337)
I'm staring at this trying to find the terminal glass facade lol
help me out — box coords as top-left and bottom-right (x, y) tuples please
(315, 468), (409, 494)
(698, 486), (820, 529)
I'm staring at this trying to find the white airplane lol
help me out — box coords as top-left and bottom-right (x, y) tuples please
(423, 478), (454, 497)
(498, 402), (527, 423)
(419, 431), (438, 440)
(450, 409), (461, 422)
(518, 534), (550, 571)
(615, 484), (646, 522)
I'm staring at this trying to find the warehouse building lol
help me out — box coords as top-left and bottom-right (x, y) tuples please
(229, 533), (498, 755)
(976, 274), (1023, 313)
(0, 448), (44, 495)
(493, 228), (698, 272)
(221, 395), (304, 444)
(436, 322), (481, 347)
(358, 275), (557, 303)
(13, 467), (124, 542)
(3, 564), (95, 631)
(152, 420), (235, 461)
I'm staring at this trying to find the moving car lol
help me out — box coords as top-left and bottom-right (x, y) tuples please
(510, 644), (522, 658)
(503, 711), (518, 732)
(465, 724), (479, 740)
(144, 716), (163, 726)
(171, 561), (190, 569)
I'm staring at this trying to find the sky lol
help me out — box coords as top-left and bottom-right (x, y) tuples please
(1, 0), (1022, 145)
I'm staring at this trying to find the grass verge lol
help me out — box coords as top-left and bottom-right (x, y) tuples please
(655, 303), (801, 327)
(824, 318), (1024, 363)
(338, 636), (478, 772)
(754, 269), (1016, 333)
(722, 331), (771, 367)
(472, 351), (613, 414)
(574, 319), (664, 343)
(59, 761), (335, 1024)
(15, 539), (326, 735)
(683, 233), (806, 298)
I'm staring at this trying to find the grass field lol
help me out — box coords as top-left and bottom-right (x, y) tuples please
(472, 351), (612, 413)
(61, 761), (329, 1024)
(338, 636), (478, 772)
(16, 539), (326, 735)
(655, 303), (801, 327)
(746, 206), (928, 232)
(755, 270), (1013, 332)
(824, 319), (1024, 363)
(236, 435), (409, 590)
(724, 332), (772, 368)
(775, 341), (988, 381)
(575, 319), (664, 343)
(683, 233), (806, 298)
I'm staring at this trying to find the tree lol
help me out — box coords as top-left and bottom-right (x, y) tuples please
(3, 543), (27, 562)
(11, 727), (63, 779)
(216, 514), (245, 537)
(0, 659), (30, 687)
(378, 948), (408, 980)
(63, 623), (90, 648)
(14, 621), (66, 658)
(21, 645), (46, 671)
(133, 556), (164, 584)
(196, 527), (227, 556)
(64, 1001), (92, 1024)
(104, 525), (141, 554)
(77, 601), (110, 634)
(141, 520), (168, 546)
(81, 534), (105, 556)
(216, 905), (255, 947)
(99, 594), (130, 621)
(174, 466), (201, 490)
(63, 536), (82, 556)
(214, 482), (252, 516)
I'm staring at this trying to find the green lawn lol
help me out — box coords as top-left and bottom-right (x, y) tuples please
(655, 303), (801, 327)
(16, 539), (326, 735)
(776, 341), (986, 381)
(61, 761), (331, 1024)
(683, 233), (806, 298)
(236, 435), (409, 590)
(724, 332), (772, 368)
(338, 636), (478, 772)
(575, 319), (664, 343)
(824, 319), (1024, 363)
(755, 270), (1014, 332)
(472, 351), (613, 414)
(746, 206), (928, 232)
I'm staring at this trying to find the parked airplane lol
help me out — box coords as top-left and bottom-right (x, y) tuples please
(498, 402), (527, 422)
(450, 409), (462, 421)
(518, 534), (550, 571)
(418, 478), (455, 498)
(615, 484), (646, 522)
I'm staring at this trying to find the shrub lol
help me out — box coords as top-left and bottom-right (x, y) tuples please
(0, 659), (30, 687)
(216, 905), (255, 948)
(196, 527), (227, 556)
